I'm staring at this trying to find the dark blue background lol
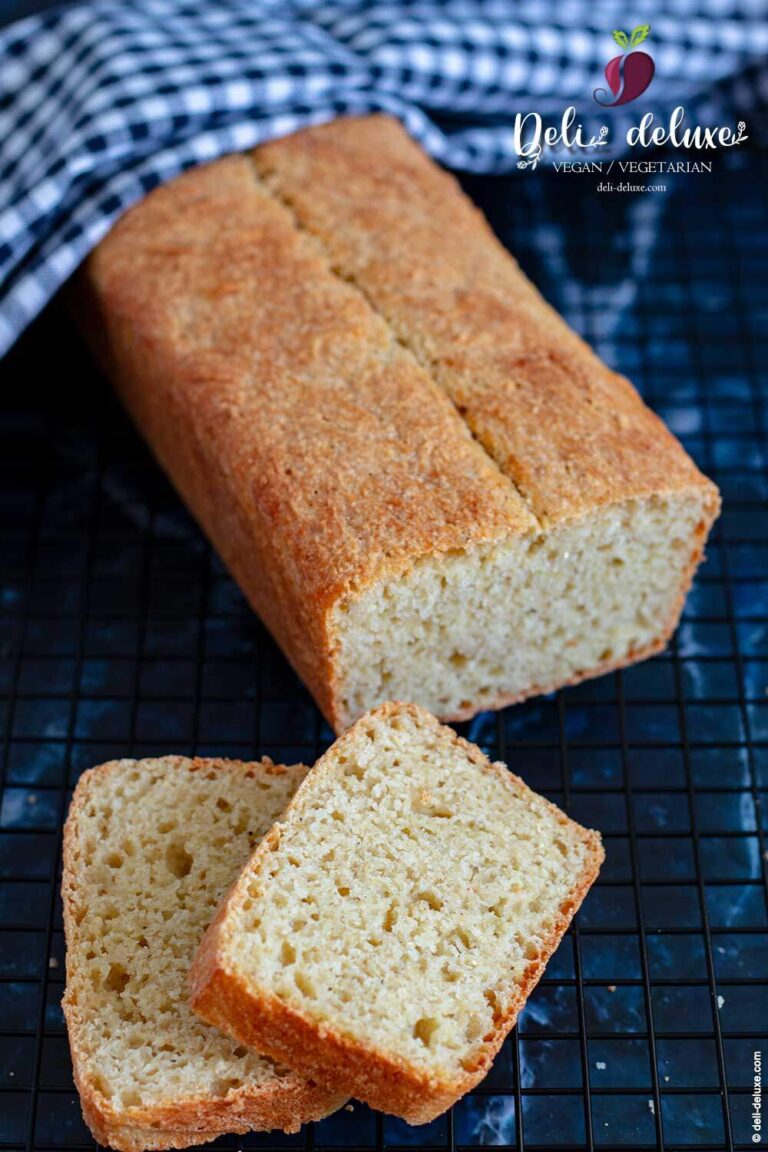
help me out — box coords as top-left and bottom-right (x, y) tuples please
(0, 75), (765, 1152)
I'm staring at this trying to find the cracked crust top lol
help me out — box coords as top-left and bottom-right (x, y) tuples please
(254, 115), (718, 525)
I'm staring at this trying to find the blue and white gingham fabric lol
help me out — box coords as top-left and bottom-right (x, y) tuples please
(1, 0), (767, 358)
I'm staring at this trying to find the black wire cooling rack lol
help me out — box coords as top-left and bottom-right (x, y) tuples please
(1, 148), (766, 1152)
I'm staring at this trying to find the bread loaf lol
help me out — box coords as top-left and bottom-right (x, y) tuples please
(62, 756), (343, 1151)
(189, 702), (603, 1123)
(80, 115), (719, 733)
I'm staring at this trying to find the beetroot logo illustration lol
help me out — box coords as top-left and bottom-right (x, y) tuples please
(594, 24), (655, 107)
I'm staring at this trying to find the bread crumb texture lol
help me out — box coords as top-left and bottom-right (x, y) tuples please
(334, 493), (711, 724)
(198, 704), (603, 1119)
(62, 756), (341, 1150)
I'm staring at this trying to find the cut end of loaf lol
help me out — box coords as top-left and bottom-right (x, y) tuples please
(190, 702), (604, 1123)
(330, 490), (718, 731)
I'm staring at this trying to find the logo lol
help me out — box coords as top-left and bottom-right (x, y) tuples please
(510, 17), (747, 174)
(594, 24), (655, 107)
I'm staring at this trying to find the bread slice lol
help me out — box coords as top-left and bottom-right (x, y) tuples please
(62, 756), (344, 1152)
(80, 115), (719, 734)
(190, 703), (604, 1123)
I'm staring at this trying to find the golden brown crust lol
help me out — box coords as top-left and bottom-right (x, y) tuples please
(79, 1106), (226, 1152)
(77, 1073), (340, 1152)
(190, 704), (604, 1124)
(253, 115), (718, 524)
(78, 1075), (339, 1152)
(62, 756), (344, 1151)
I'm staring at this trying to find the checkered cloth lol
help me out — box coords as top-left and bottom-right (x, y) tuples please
(1, 0), (767, 358)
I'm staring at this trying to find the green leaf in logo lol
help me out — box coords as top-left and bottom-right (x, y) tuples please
(611, 29), (630, 48)
(629, 23), (651, 47)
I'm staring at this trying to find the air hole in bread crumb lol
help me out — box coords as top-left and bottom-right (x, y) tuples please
(216, 797), (232, 812)
(280, 941), (296, 966)
(454, 928), (473, 950)
(416, 890), (443, 911)
(233, 1046), (248, 1059)
(345, 764), (365, 780)
(412, 790), (453, 818)
(413, 1017), (439, 1047)
(484, 989), (503, 1023)
(165, 842), (193, 879)
(106, 852), (123, 869)
(213, 1077), (241, 1097)
(294, 970), (316, 998)
(331, 810), (345, 822)
(92, 1074), (113, 1099)
(383, 904), (397, 932)
(337, 885), (350, 897)
(105, 963), (130, 993)
(449, 651), (468, 668)
(465, 1014), (484, 1041)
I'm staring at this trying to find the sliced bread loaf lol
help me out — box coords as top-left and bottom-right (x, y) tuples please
(62, 756), (344, 1152)
(189, 704), (604, 1123)
(82, 116), (718, 734)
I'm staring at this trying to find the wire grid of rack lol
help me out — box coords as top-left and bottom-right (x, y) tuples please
(0, 147), (766, 1152)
